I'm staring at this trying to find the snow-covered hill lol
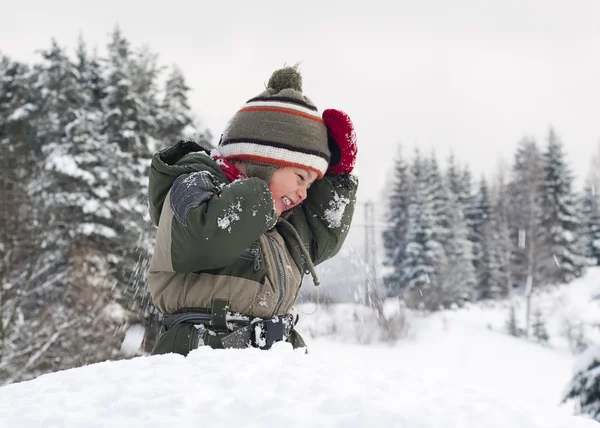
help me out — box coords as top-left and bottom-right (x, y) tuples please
(0, 335), (596, 428)
(2, 269), (600, 427)
(1, 307), (599, 426)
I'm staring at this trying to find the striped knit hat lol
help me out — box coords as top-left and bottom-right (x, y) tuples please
(219, 66), (331, 179)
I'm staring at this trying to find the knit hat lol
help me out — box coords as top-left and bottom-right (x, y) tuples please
(219, 66), (331, 180)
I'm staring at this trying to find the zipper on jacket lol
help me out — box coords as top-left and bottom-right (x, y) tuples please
(267, 234), (286, 316)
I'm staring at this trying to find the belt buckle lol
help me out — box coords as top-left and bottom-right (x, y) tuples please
(262, 318), (285, 349)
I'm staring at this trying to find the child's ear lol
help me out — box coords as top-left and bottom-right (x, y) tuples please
(245, 162), (277, 184)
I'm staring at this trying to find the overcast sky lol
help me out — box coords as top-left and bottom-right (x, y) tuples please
(2, 0), (600, 209)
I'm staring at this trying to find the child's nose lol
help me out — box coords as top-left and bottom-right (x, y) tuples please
(297, 187), (307, 202)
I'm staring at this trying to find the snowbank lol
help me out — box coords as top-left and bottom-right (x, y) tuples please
(1, 321), (598, 427)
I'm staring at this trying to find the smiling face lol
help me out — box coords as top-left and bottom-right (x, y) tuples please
(268, 166), (318, 216)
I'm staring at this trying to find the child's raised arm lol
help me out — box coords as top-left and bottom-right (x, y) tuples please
(148, 141), (277, 273)
(286, 109), (359, 266)
(288, 173), (358, 267)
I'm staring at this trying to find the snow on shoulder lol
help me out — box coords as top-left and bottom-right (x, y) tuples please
(0, 340), (598, 427)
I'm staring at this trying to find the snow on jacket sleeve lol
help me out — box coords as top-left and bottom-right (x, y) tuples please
(169, 175), (277, 272)
(287, 173), (358, 267)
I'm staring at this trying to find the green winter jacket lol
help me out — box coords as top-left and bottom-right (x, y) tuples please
(147, 140), (358, 353)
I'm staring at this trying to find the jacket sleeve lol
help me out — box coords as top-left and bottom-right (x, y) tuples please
(147, 140), (277, 272)
(168, 174), (277, 272)
(287, 173), (358, 266)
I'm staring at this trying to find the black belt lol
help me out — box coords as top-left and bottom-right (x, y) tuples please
(161, 302), (295, 350)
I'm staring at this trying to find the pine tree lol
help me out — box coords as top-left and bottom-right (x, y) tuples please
(75, 35), (105, 111)
(103, 27), (142, 154)
(472, 177), (505, 299)
(443, 153), (476, 305)
(461, 166), (480, 253)
(580, 183), (600, 265)
(531, 308), (549, 343)
(425, 152), (451, 248)
(30, 38), (84, 298)
(383, 145), (412, 296)
(540, 128), (587, 283)
(400, 191), (442, 309)
(401, 150), (447, 309)
(1, 41), (92, 381)
(563, 345), (600, 422)
(506, 304), (520, 337)
(128, 45), (162, 154)
(0, 54), (40, 379)
(1, 31), (212, 382)
(15, 39), (134, 378)
(443, 201), (476, 305)
(157, 65), (196, 146)
(588, 141), (600, 200)
(491, 168), (515, 297)
(102, 28), (160, 323)
(446, 152), (463, 203)
(508, 138), (546, 290)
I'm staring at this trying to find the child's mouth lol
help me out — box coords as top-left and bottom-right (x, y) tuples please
(282, 196), (292, 208)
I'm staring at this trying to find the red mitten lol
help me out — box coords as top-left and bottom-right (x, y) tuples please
(322, 109), (357, 175)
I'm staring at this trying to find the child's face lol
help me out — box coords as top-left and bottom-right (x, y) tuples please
(269, 167), (318, 216)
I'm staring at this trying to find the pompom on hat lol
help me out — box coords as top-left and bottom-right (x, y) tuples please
(218, 66), (331, 180)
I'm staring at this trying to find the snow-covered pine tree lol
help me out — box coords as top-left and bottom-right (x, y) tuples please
(531, 308), (549, 343)
(446, 152), (462, 202)
(563, 344), (600, 422)
(1, 39), (102, 381)
(382, 144), (412, 296)
(588, 141), (600, 201)
(75, 35), (105, 111)
(1, 29), (211, 382)
(128, 45), (162, 154)
(425, 151), (451, 248)
(508, 137), (546, 290)
(446, 154), (479, 262)
(460, 166), (480, 252)
(0, 54), (42, 382)
(540, 128), (587, 283)
(472, 176), (505, 299)
(157, 65), (196, 146)
(103, 27), (139, 154)
(491, 167), (515, 297)
(445, 152), (474, 212)
(401, 150), (447, 309)
(400, 191), (441, 309)
(0, 54), (37, 267)
(61, 37), (135, 351)
(580, 182), (600, 265)
(102, 28), (161, 326)
(29, 39), (84, 298)
(443, 152), (476, 305)
(505, 304), (520, 337)
(10, 38), (142, 379)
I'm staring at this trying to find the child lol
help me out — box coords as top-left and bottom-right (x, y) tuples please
(147, 66), (358, 355)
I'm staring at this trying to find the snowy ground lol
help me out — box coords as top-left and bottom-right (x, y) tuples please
(295, 267), (600, 351)
(2, 269), (600, 427)
(1, 316), (599, 426)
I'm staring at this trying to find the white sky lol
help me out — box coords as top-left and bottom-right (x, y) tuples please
(2, 0), (600, 205)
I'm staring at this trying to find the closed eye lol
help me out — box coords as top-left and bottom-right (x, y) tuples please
(297, 172), (312, 189)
